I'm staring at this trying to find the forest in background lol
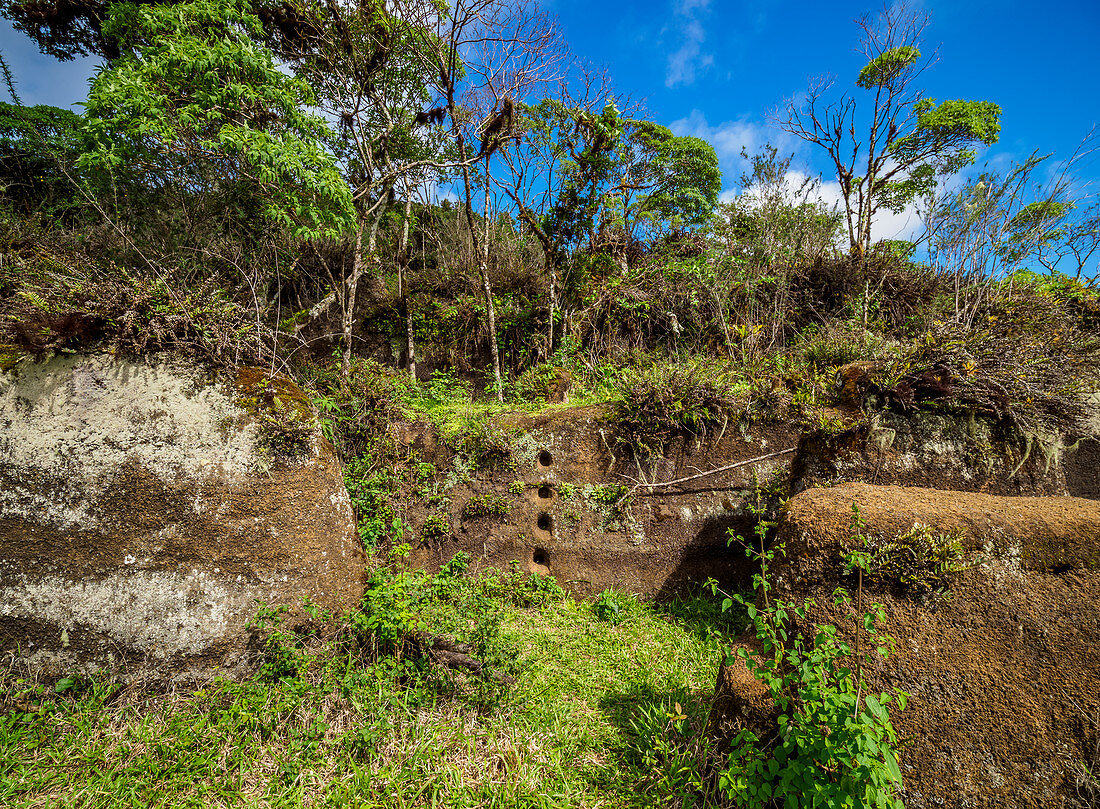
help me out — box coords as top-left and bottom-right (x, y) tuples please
(0, 0), (1095, 396)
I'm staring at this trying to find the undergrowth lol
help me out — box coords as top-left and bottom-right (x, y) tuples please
(0, 560), (738, 809)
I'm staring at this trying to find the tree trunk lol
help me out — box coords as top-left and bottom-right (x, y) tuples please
(546, 246), (558, 360)
(397, 191), (417, 380)
(481, 158), (503, 401)
(342, 221), (365, 372)
(341, 201), (388, 373)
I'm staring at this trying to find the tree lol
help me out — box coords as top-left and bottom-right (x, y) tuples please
(276, 0), (451, 370)
(495, 89), (719, 356)
(605, 119), (720, 246)
(79, 0), (355, 242)
(775, 3), (1000, 257)
(0, 101), (84, 217)
(0, 0), (323, 60)
(926, 136), (1100, 323)
(494, 82), (624, 355)
(396, 0), (562, 400)
(713, 145), (841, 271)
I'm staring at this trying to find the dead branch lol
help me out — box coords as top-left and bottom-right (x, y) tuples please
(620, 447), (798, 502)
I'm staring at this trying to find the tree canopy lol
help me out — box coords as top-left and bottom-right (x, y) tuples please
(777, 6), (1001, 256)
(79, 0), (355, 241)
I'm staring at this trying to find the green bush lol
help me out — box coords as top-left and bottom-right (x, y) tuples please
(610, 359), (743, 458)
(508, 362), (566, 403)
(461, 492), (511, 520)
(796, 324), (891, 371)
(420, 513), (451, 540)
(714, 515), (907, 807)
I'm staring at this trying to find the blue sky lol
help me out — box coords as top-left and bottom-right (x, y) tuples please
(548, 0), (1100, 238)
(3, 0), (1099, 238)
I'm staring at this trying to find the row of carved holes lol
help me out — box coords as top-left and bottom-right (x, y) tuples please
(536, 450), (552, 566)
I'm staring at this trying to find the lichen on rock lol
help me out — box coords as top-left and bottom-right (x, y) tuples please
(0, 352), (363, 680)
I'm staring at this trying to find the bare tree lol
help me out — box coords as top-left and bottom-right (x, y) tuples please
(398, 0), (564, 399)
(775, 3), (999, 258)
(493, 67), (621, 358)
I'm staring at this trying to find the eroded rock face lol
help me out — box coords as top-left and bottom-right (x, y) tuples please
(407, 405), (800, 598)
(752, 483), (1100, 808)
(0, 353), (364, 679)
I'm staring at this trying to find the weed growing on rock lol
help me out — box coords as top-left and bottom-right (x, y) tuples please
(712, 519), (908, 806)
(844, 509), (971, 598)
(461, 492), (511, 520)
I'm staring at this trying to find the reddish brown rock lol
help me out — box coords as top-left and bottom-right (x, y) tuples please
(756, 482), (1100, 808)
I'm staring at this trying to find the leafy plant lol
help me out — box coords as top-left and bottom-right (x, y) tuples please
(591, 589), (624, 623)
(420, 513), (451, 540)
(461, 492), (511, 520)
(713, 512), (907, 807)
(845, 515), (970, 598)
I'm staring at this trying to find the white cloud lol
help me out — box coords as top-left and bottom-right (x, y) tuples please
(664, 0), (713, 88)
(732, 170), (924, 244)
(669, 110), (795, 183)
(672, 110), (926, 243)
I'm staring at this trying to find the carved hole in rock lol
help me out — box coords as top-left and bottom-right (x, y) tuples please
(538, 484), (552, 499)
(532, 548), (548, 567)
(537, 512), (552, 532)
(537, 450), (552, 467)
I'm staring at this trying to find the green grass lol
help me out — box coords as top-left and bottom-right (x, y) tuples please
(0, 583), (743, 809)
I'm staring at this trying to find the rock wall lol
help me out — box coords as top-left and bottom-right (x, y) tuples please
(406, 405), (800, 598)
(0, 353), (364, 679)
(405, 393), (1098, 598)
(746, 483), (1100, 808)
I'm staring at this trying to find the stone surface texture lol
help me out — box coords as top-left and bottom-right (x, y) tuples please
(0, 353), (364, 679)
(740, 482), (1100, 808)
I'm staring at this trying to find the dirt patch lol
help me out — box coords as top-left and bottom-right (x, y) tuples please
(1066, 437), (1100, 500)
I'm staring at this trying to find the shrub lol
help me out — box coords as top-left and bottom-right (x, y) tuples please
(796, 323), (892, 371)
(461, 492), (511, 520)
(610, 359), (742, 458)
(420, 513), (451, 540)
(714, 513), (907, 807)
(454, 420), (514, 469)
(508, 362), (567, 403)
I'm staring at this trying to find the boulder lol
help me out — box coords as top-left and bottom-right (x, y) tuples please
(750, 482), (1100, 807)
(0, 353), (365, 680)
